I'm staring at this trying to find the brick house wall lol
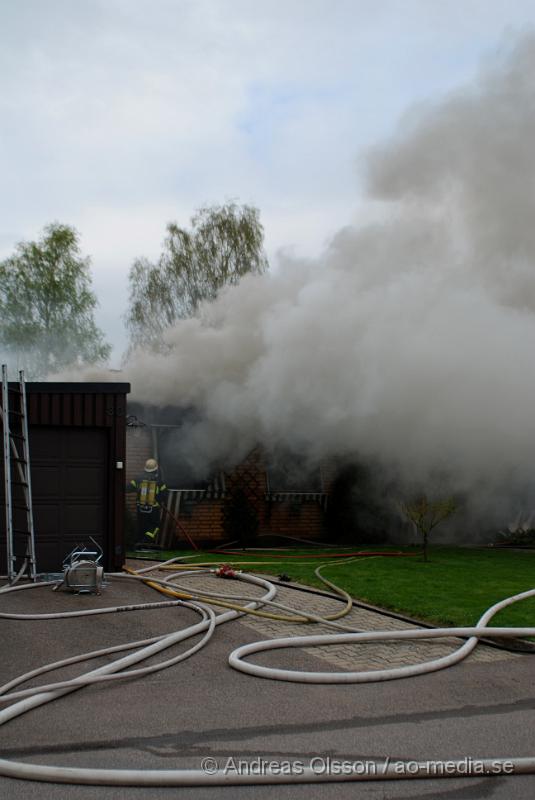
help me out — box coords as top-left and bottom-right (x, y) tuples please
(125, 427), (154, 525)
(262, 497), (326, 540)
(170, 499), (224, 547)
(125, 427), (330, 547)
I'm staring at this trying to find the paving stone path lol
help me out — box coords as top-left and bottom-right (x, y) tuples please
(131, 562), (518, 672)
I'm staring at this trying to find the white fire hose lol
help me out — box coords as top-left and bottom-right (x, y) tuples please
(0, 563), (534, 787)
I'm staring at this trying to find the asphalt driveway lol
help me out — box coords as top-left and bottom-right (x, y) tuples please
(0, 568), (533, 800)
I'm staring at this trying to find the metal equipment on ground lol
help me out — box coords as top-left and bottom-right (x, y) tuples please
(53, 538), (105, 595)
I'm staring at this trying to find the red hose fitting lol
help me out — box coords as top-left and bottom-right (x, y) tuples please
(214, 564), (238, 579)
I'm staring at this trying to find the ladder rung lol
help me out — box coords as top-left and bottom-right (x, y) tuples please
(3, 364), (35, 580)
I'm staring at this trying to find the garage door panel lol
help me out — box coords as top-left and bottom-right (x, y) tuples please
(30, 427), (108, 572)
(65, 467), (105, 498)
(31, 466), (61, 497)
(63, 430), (107, 461)
(62, 534), (104, 553)
(32, 505), (60, 534)
(63, 504), (104, 533)
(35, 541), (61, 572)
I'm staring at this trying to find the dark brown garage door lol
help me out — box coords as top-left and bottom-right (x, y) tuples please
(28, 427), (108, 572)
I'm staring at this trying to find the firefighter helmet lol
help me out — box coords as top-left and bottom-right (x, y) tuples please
(144, 458), (158, 473)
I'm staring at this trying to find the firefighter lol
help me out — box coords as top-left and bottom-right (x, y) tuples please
(127, 458), (168, 545)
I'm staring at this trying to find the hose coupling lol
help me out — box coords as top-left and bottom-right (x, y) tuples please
(214, 564), (240, 579)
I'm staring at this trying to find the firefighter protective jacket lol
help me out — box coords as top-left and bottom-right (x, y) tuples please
(128, 472), (168, 513)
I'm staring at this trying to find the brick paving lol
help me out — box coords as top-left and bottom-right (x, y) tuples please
(130, 562), (518, 672)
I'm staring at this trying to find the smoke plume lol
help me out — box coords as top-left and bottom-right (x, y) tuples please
(117, 36), (535, 521)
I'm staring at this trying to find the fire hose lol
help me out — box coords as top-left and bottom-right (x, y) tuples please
(0, 559), (534, 787)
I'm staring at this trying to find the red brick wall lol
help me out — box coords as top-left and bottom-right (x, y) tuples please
(167, 498), (327, 548)
(171, 500), (224, 547)
(126, 429), (330, 546)
(125, 427), (153, 517)
(261, 500), (326, 540)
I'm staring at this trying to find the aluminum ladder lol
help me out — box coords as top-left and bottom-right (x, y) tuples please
(1, 365), (37, 582)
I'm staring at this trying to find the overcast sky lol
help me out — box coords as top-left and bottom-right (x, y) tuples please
(2, 0), (535, 363)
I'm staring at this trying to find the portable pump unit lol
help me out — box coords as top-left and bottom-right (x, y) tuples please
(54, 538), (105, 594)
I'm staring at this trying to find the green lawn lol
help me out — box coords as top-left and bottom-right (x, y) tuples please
(126, 545), (535, 630)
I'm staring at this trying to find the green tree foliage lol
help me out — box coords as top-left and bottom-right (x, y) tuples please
(401, 495), (457, 562)
(125, 202), (269, 350)
(0, 223), (111, 378)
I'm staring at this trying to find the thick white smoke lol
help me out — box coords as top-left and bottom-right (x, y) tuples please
(120, 35), (535, 519)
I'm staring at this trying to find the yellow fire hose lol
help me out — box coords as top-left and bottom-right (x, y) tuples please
(123, 559), (356, 623)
